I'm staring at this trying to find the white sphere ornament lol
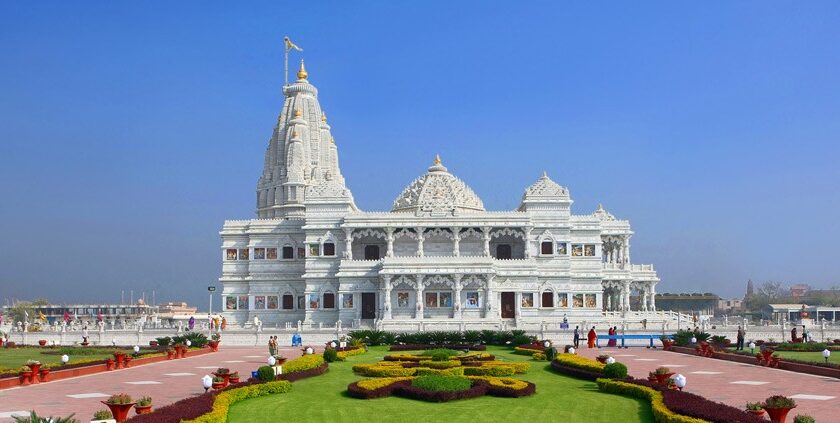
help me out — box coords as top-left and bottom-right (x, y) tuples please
(133, 345), (140, 353)
(823, 349), (831, 363)
(606, 357), (616, 365)
(330, 341), (337, 348)
(268, 356), (276, 366)
(674, 374), (687, 390)
(544, 340), (551, 348)
(186, 340), (192, 347)
(61, 354), (69, 364)
(202, 374), (213, 392)
(690, 337), (697, 344)
(568, 347), (576, 355)
(112, 338), (117, 346)
(305, 347), (314, 355)
(749, 342), (756, 350)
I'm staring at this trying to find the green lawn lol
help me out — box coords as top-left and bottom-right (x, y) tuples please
(772, 350), (840, 365)
(0, 346), (155, 371)
(228, 346), (653, 422)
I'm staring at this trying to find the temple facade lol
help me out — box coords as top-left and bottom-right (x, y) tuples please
(219, 60), (660, 329)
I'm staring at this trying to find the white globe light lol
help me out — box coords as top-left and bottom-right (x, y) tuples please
(61, 354), (69, 364)
(674, 374), (687, 389)
(112, 338), (117, 346)
(823, 349), (831, 359)
(606, 357), (616, 365)
(568, 347), (576, 354)
(133, 345), (140, 353)
(305, 347), (313, 355)
(690, 337), (697, 344)
(749, 342), (756, 349)
(330, 341), (337, 348)
(544, 340), (551, 348)
(202, 374), (213, 389)
(186, 340), (192, 347)
(268, 356), (276, 366)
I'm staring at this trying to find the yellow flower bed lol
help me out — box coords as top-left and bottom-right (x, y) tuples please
(184, 380), (292, 423)
(554, 353), (605, 373)
(352, 363), (416, 377)
(468, 376), (529, 390)
(356, 376), (413, 391)
(283, 354), (325, 374)
(385, 353), (432, 361)
(336, 347), (366, 361)
(418, 360), (461, 369)
(595, 379), (709, 423)
(481, 361), (529, 374)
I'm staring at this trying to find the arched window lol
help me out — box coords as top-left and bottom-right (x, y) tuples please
(541, 241), (554, 255)
(323, 242), (336, 256)
(282, 293), (294, 310)
(282, 245), (294, 259)
(496, 244), (512, 260)
(542, 291), (554, 308)
(323, 292), (336, 309)
(364, 245), (380, 260)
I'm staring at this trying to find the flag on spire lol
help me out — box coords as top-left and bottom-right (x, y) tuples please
(284, 36), (303, 52)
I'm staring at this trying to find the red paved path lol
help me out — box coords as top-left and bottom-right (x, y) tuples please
(578, 346), (837, 422)
(0, 346), (302, 421)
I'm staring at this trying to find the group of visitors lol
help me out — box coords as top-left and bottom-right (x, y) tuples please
(791, 325), (809, 343)
(572, 326), (600, 348)
(268, 335), (279, 356)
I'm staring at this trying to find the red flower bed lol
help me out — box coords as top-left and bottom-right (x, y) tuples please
(517, 342), (546, 351)
(125, 392), (214, 423)
(388, 344), (486, 351)
(549, 360), (603, 381)
(629, 378), (765, 423)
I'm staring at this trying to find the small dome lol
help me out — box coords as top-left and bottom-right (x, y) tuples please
(592, 203), (616, 221)
(392, 155), (485, 216)
(521, 172), (569, 202)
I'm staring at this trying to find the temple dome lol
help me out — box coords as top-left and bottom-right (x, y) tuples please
(392, 155), (485, 216)
(592, 203), (616, 221)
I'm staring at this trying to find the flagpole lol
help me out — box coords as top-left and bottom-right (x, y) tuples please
(284, 43), (289, 86)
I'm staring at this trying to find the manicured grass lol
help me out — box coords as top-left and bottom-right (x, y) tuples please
(228, 346), (653, 422)
(772, 350), (840, 365)
(0, 346), (154, 371)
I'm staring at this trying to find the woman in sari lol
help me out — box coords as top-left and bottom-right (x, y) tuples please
(607, 326), (616, 347)
(587, 327), (597, 348)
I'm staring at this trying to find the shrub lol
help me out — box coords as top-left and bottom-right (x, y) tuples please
(463, 330), (482, 343)
(11, 411), (77, 423)
(415, 367), (465, 376)
(763, 395), (796, 409)
(709, 335), (729, 346)
(532, 352), (546, 360)
(418, 360), (460, 369)
(323, 348), (338, 363)
(793, 415), (816, 423)
(137, 396), (152, 406)
(353, 364), (416, 377)
(283, 354), (325, 374)
(654, 366), (672, 375)
(596, 379), (707, 423)
(463, 366), (515, 377)
(154, 336), (172, 347)
(356, 377), (412, 391)
(256, 366), (275, 382)
(172, 332), (209, 348)
(184, 380), (292, 423)
(554, 353), (606, 373)
(93, 409), (112, 420)
(336, 347), (366, 361)
(545, 346), (557, 361)
(511, 334), (534, 346)
(422, 348), (459, 361)
(603, 362), (628, 379)
(105, 393), (132, 404)
(672, 330), (710, 346)
(411, 375), (472, 392)
(745, 402), (762, 411)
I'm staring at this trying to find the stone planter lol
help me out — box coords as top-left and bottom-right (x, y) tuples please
(134, 404), (152, 415)
(229, 375), (240, 384)
(101, 402), (135, 423)
(39, 368), (50, 382)
(123, 356), (132, 368)
(213, 372), (231, 387)
(747, 409), (765, 417)
(106, 358), (115, 371)
(212, 381), (225, 390)
(20, 371), (32, 386)
(27, 364), (41, 383)
(166, 350), (175, 360)
(114, 353), (125, 369)
(654, 372), (675, 385)
(208, 340), (220, 352)
(764, 406), (795, 423)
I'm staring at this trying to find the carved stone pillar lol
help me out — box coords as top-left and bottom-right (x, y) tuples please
(485, 275), (494, 319)
(649, 283), (656, 311)
(523, 227), (532, 259)
(641, 286), (648, 311)
(605, 290), (611, 311)
(382, 275), (392, 320)
(453, 274), (462, 319)
(416, 227), (425, 258)
(343, 228), (353, 260)
(385, 228), (394, 258)
(482, 227), (491, 257)
(451, 227), (461, 257)
(415, 274), (424, 319)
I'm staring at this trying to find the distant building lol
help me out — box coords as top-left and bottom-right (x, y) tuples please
(157, 302), (198, 319)
(789, 284), (811, 300)
(717, 298), (743, 313)
(654, 293), (720, 315)
(764, 303), (840, 322)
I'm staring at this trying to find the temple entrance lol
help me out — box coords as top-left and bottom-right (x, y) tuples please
(501, 292), (515, 318)
(361, 292), (376, 319)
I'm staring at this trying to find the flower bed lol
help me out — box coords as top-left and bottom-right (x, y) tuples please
(347, 376), (536, 401)
(549, 353), (607, 380)
(383, 351), (494, 362)
(353, 358), (527, 378)
(596, 378), (708, 423)
(389, 343), (487, 351)
(335, 347), (366, 361)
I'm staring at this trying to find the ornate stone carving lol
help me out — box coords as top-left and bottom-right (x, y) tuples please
(391, 158), (485, 216)
(521, 172), (569, 201)
(352, 228), (386, 240)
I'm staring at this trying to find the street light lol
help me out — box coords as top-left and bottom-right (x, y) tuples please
(823, 349), (831, 364)
(185, 340), (192, 347)
(112, 338), (117, 346)
(133, 345), (140, 356)
(568, 347), (576, 355)
(544, 340), (551, 349)
(674, 374), (687, 391)
(690, 337), (697, 344)
(61, 354), (69, 364)
(330, 341), (337, 349)
(606, 357), (616, 365)
(268, 356), (277, 366)
(749, 342), (756, 354)
(202, 375), (213, 393)
(207, 286), (216, 336)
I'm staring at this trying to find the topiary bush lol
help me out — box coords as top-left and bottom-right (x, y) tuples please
(545, 346), (557, 361)
(411, 375), (472, 392)
(793, 415), (816, 423)
(323, 348), (338, 363)
(603, 362), (628, 379)
(256, 365), (275, 382)
(511, 334), (534, 347)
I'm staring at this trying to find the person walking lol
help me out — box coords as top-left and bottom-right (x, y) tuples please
(791, 326), (798, 342)
(736, 325), (745, 350)
(587, 326), (597, 348)
(269, 336), (277, 356)
(802, 325), (809, 342)
(573, 326), (580, 348)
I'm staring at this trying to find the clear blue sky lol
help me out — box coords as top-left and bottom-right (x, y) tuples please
(1, 2), (839, 309)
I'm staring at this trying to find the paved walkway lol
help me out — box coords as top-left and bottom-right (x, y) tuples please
(0, 346), (303, 421)
(578, 346), (837, 422)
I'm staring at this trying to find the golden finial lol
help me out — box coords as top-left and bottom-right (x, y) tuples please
(297, 59), (308, 80)
(294, 109), (302, 118)
(321, 113), (327, 122)
(434, 154), (442, 166)
(543, 170), (548, 178)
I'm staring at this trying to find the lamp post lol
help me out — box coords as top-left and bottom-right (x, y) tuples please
(207, 286), (216, 336)
(268, 356), (276, 367)
(568, 347), (576, 355)
(544, 340), (551, 349)
(749, 342), (756, 354)
(823, 349), (831, 364)
(606, 357), (616, 365)
(690, 337), (697, 345)
(61, 354), (69, 364)
(202, 375), (213, 393)
(133, 345), (140, 357)
(674, 374), (686, 391)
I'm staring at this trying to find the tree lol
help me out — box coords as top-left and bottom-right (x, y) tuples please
(6, 299), (50, 324)
(757, 281), (785, 299)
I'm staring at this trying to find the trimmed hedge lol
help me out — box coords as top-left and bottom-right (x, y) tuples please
(347, 376), (536, 401)
(411, 374), (472, 392)
(183, 380), (292, 423)
(596, 379), (708, 423)
(336, 347), (366, 360)
(282, 354), (325, 374)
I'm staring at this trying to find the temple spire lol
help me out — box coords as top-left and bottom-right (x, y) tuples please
(297, 59), (308, 80)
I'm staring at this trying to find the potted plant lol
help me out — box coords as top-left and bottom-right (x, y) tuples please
(596, 354), (610, 364)
(91, 409), (115, 423)
(19, 366), (32, 386)
(647, 371), (657, 382)
(39, 366), (51, 382)
(101, 393), (135, 423)
(213, 367), (231, 386)
(113, 350), (126, 369)
(211, 376), (225, 390)
(25, 360), (41, 383)
(106, 358), (115, 370)
(229, 371), (240, 384)
(653, 367), (675, 385)
(660, 336), (674, 349)
(38, 339), (48, 347)
(134, 396), (152, 415)
(149, 340), (158, 347)
(762, 395), (797, 423)
(166, 348), (175, 360)
(745, 402), (765, 417)
(274, 355), (287, 365)
(793, 415), (815, 423)
(208, 333), (221, 352)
